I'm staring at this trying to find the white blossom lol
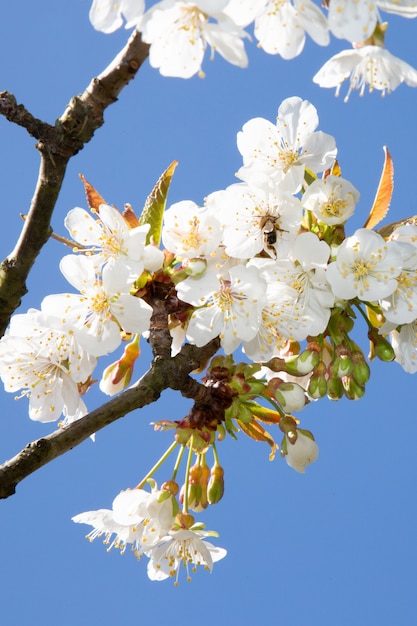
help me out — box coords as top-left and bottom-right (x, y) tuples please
(207, 182), (302, 259)
(65, 205), (163, 274)
(141, 0), (249, 78)
(73, 487), (176, 557)
(390, 322), (417, 373)
(0, 310), (95, 423)
(41, 255), (152, 356)
(162, 200), (222, 259)
(379, 242), (417, 324)
(254, 0), (329, 60)
(250, 233), (334, 343)
(302, 175), (359, 225)
(328, 0), (417, 43)
(237, 96), (337, 193)
(89, 0), (145, 33)
(326, 228), (403, 301)
(146, 528), (227, 583)
(176, 263), (267, 354)
(313, 45), (417, 101)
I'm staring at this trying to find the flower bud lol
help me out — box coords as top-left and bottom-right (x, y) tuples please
(330, 347), (353, 377)
(283, 430), (319, 474)
(368, 328), (395, 362)
(307, 362), (327, 399)
(268, 378), (307, 412)
(326, 374), (344, 400)
(99, 335), (140, 396)
(342, 375), (365, 400)
(207, 465), (225, 505)
(351, 351), (371, 385)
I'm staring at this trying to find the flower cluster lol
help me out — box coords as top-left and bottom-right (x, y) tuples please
(3, 95), (417, 580)
(73, 482), (227, 584)
(88, 0), (417, 99)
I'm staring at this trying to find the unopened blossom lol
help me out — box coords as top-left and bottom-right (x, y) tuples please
(207, 182), (302, 259)
(254, 0), (329, 59)
(146, 528), (227, 583)
(390, 322), (417, 374)
(328, 0), (417, 44)
(379, 242), (417, 324)
(237, 96), (337, 193)
(176, 263), (267, 354)
(65, 205), (163, 274)
(162, 200), (222, 259)
(302, 175), (359, 225)
(41, 255), (153, 356)
(0, 310), (95, 422)
(313, 46), (417, 101)
(141, 0), (249, 78)
(89, 0), (145, 33)
(73, 487), (176, 557)
(285, 430), (319, 473)
(326, 228), (403, 301)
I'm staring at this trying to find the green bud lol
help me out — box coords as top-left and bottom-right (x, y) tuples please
(368, 328), (395, 362)
(351, 351), (371, 385)
(207, 465), (225, 505)
(342, 375), (366, 400)
(327, 375), (344, 400)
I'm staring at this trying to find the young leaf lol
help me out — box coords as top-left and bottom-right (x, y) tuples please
(139, 160), (178, 245)
(363, 147), (394, 230)
(79, 174), (107, 211)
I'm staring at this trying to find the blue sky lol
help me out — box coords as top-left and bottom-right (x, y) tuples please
(1, 3), (417, 625)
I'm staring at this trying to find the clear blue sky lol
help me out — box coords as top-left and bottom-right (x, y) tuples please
(1, 3), (417, 625)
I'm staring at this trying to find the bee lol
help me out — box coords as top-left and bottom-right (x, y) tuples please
(260, 215), (285, 257)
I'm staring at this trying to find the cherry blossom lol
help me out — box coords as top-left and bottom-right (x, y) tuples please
(41, 255), (153, 356)
(141, 0), (249, 78)
(390, 322), (417, 374)
(162, 200), (222, 259)
(326, 228), (403, 301)
(207, 182), (302, 259)
(65, 205), (163, 274)
(254, 0), (329, 60)
(176, 263), (267, 354)
(146, 528), (227, 583)
(0, 309), (95, 422)
(237, 96), (337, 193)
(379, 242), (417, 324)
(313, 45), (417, 101)
(302, 175), (359, 225)
(89, 0), (145, 33)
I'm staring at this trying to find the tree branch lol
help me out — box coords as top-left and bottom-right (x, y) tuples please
(0, 337), (220, 499)
(0, 30), (150, 337)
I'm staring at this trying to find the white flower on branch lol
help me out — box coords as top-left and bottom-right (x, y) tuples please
(326, 228), (403, 301)
(41, 255), (153, 357)
(302, 175), (359, 225)
(89, 0), (145, 33)
(237, 96), (337, 194)
(253, 0), (329, 59)
(146, 528), (227, 583)
(65, 205), (163, 274)
(162, 200), (222, 259)
(141, 0), (249, 78)
(176, 263), (267, 354)
(313, 45), (417, 101)
(328, 0), (417, 44)
(73, 487), (175, 557)
(0, 310), (95, 423)
(207, 182), (302, 260)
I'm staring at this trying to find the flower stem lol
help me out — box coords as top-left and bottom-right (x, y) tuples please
(135, 440), (178, 489)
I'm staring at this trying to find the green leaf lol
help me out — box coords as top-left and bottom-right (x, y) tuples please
(138, 160), (178, 246)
